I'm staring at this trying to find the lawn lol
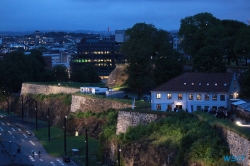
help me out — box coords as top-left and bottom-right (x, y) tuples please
(33, 126), (102, 165)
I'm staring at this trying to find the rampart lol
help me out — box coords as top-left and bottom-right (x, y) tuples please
(116, 111), (250, 166)
(20, 83), (79, 95)
(70, 95), (131, 113)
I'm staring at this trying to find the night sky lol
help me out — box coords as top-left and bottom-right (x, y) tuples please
(1, 0), (250, 32)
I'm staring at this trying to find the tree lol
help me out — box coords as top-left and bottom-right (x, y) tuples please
(220, 20), (247, 65)
(53, 65), (68, 82)
(71, 65), (100, 83)
(83, 64), (101, 83)
(193, 46), (226, 72)
(0, 51), (31, 92)
(179, 12), (222, 57)
(70, 67), (87, 82)
(120, 23), (171, 99)
(153, 44), (183, 86)
(239, 67), (250, 98)
(234, 26), (250, 66)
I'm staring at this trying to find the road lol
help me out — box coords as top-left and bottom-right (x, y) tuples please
(0, 113), (78, 166)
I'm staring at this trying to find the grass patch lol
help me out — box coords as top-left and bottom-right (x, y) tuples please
(194, 111), (250, 140)
(33, 126), (101, 163)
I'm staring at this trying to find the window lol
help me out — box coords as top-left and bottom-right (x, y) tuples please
(189, 94), (193, 100)
(204, 106), (209, 112)
(156, 93), (161, 99)
(220, 95), (225, 101)
(178, 94), (183, 100)
(197, 106), (201, 111)
(205, 94), (209, 101)
(212, 95), (217, 101)
(156, 104), (161, 110)
(197, 94), (202, 100)
(167, 93), (172, 99)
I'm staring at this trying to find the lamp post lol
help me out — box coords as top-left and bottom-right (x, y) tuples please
(35, 101), (38, 131)
(117, 145), (121, 166)
(85, 128), (88, 166)
(9, 141), (12, 153)
(47, 108), (50, 142)
(7, 96), (9, 115)
(21, 96), (24, 122)
(64, 116), (67, 156)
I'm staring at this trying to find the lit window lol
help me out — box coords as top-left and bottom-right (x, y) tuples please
(167, 93), (172, 99)
(189, 94), (193, 100)
(197, 94), (202, 100)
(205, 94), (209, 101)
(156, 93), (161, 99)
(212, 95), (217, 101)
(178, 94), (182, 100)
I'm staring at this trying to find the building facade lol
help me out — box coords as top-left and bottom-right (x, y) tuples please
(71, 37), (125, 79)
(151, 73), (240, 112)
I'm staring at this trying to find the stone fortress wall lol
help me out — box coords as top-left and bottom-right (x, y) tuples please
(20, 83), (79, 95)
(117, 111), (250, 166)
(20, 83), (250, 166)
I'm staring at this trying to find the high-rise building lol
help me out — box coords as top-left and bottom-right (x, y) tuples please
(71, 37), (125, 79)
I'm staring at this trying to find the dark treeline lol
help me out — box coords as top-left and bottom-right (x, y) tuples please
(0, 50), (100, 93)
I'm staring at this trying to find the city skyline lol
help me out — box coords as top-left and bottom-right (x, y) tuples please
(0, 0), (250, 32)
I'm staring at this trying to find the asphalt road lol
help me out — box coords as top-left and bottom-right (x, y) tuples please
(0, 113), (78, 166)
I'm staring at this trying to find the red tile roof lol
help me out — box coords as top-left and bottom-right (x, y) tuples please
(151, 72), (234, 92)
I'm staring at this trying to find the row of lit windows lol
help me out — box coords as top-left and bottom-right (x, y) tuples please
(80, 51), (112, 54)
(73, 59), (112, 63)
(156, 93), (226, 101)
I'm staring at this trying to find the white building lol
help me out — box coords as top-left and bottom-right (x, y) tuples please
(151, 73), (240, 112)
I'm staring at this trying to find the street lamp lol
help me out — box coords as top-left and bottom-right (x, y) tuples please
(9, 141), (12, 153)
(21, 96), (24, 122)
(85, 129), (88, 166)
(47, 108), (50, 142)
(35, 101), (38, 131)
(63, 116), (67, 156)
(117, 145), (121, 166)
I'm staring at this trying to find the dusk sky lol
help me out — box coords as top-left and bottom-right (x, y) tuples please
(1, 0), (250, 32)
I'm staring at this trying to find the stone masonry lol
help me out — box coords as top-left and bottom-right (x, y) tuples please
(222, 129), (250, 166)
(116, 111), (162, 134)
(70, 95), (131, 113)
(20, 83), (79, 95)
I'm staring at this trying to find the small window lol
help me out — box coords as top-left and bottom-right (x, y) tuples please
(178, 94), (183, 100)
(204, 106), (209, 112)
(197, 94), (202, 100)
(205, 94), (209, 101)
(167, 93), (172, 99)
(189, 94), (193, 100)
(156, 104), (161, 110)
(220, 95), (225, 101)
(197, 106), (201, 111)
(156, 93), (161, 99)
(212, 95), (217, 101)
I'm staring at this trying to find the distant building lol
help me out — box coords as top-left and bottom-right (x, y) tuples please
(151, 72), (240, 112)
(115, 30), (126, 43)
(71, 37), (125, 79)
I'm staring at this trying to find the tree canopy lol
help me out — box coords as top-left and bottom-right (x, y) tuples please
(71, 64), (101, 83)
(120, 23), (183, 98)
